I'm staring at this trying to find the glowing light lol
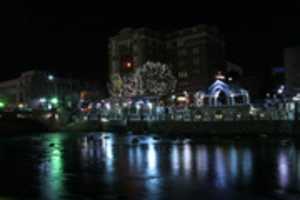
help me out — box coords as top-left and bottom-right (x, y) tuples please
(147, 143), (157, 175)
(101, 118), (109, 122)
(293, 93), (300, 101)
(136, 104), (141, 110)
(40, 98), (47, 103)
(48, 104), (53, 110)
(278, 150), (289, 189)
(105, 102), (111, 110)
(177, 96), (187, 102)
(50, 97), (59, 105)
(228, 77), (233, 81)
(126, 62), (132, 68)
(147, 102), (153, 110)
(215, 148), (227, 188)
(215, 71), (225, 80)
(48, 75), (54, 81)
(18, 103), (24, 109)
(0, 101), (5, 109)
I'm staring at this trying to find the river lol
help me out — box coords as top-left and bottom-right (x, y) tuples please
(0, 132), (299, 199)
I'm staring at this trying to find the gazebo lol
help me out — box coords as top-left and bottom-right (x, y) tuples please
(194, 80), (250, 107)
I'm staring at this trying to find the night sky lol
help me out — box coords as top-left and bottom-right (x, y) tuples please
(2, 2), (300, 88)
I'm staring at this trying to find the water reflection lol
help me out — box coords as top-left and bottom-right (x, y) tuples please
(7, 133), (300, 199)
(242, 148), (252, 184)
(39, 134), (65, 200)
(195, 146), (208, 180)
(147, 142), (158, 176)
(214, 147), (227, 188)
(171, 145), (180, 176)
(278, 148), (290, 189)
(183, 144), (192, 177)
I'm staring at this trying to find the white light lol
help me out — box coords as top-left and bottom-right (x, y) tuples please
(39, 98), (46, 103)
(18, 103), (24, 109)
(147, 102), (153, 110)
(122, 102), (128, 107)
(105, 102), (111, 110)
(48, 75), (54, 81)
(171, 95), (176, 100)
(293, 93), (300, 101)
(177, 96), (187, 102)
(136, 104), (141, 110)
(228, 77), (233, 81)
(101, 118), (109, 122)
(48, 104), (52, 110)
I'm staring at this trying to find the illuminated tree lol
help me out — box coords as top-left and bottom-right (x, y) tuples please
(108, 62), (177, 97)
(136, 62), (177, 96)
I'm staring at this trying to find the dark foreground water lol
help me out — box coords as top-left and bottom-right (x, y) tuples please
(0, 133), (300, 200)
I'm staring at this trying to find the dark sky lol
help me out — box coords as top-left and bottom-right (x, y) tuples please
(2, 2), (300, 86)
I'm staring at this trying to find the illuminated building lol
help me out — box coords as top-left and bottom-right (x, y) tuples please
(108, 25), (226, 95)
(0, 70), (99, 109)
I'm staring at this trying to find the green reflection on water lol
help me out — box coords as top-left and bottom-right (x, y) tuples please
(40, 134), (65, 200)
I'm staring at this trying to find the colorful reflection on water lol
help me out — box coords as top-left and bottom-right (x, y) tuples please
(0, 133), (300, 199)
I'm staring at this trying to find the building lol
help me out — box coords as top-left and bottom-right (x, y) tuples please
(108, 28), (166, 76)
(108, 25), (225, 95)
(166, 25), (225, 92)
(0, 70), (99, 109)
(284, 46), (300, 94)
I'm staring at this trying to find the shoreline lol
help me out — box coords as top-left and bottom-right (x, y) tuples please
(1, 118), (299, 138)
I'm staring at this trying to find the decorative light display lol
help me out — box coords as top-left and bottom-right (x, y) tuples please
(50, 97), (59, 105)
(109, 61), (177, 97)
(215, 71), (225, 80)
(0, 101), (5, 109)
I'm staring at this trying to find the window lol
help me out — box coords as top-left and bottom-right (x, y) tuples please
(193, 57), (200, 65)
(178, 72), (188, 79)
(193, 48), (199, 54)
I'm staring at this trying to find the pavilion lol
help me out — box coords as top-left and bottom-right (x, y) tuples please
(194, 80), (250, 107)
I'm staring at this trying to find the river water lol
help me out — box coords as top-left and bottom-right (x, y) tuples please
(0, 132), (299, 200)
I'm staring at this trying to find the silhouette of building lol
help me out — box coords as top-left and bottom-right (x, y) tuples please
(108, 25), (225, 95)
(284, 46), (300, 94)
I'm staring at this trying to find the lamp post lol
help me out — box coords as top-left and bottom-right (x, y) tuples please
(48, 74), (58, 98)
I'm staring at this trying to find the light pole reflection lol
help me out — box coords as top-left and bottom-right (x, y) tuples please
(102, 134), (114, 175)
(39, 134), (65, 200)
(278, 149), (289, 189)
(171, 145), (180, 176)
(146, 142), (158, 176)
(214, 147), (227, 189)
(195, 146), (208, 181)
(229, 146), (238, 183)
(242, 148), (253, 184)
(183, 143), (192, 177)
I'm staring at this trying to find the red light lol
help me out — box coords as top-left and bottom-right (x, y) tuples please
(126, 62), (132, 68)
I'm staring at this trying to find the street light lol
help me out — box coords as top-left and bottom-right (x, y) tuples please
(39, 97), (47, 104)
(0, 101), (5, 109)
(50, 97), (59, 105)
(48, 75), (54, 81)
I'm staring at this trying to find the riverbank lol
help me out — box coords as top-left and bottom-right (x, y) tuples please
(1, 117), (300, 137)
(0, 118), (49, 135)
(63, 120), (299, 137)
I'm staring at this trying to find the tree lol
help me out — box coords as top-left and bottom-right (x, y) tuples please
(108, 62), (177, 97)
(136, 62), (177, 96)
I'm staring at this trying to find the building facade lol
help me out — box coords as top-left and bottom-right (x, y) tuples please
(108, 25), (225, 95)
(0, 70), (99, 109)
